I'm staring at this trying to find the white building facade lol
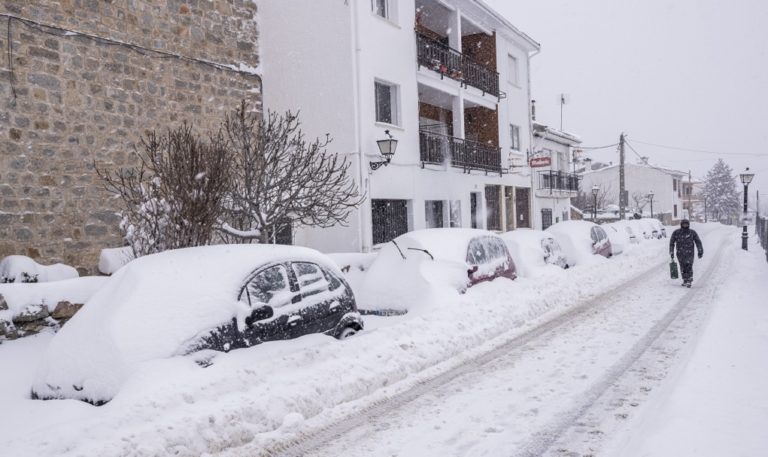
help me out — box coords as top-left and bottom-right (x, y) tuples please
(260, 0), (540, 252)
(580, 162), (687, 224)
(530, 122), (581, 230)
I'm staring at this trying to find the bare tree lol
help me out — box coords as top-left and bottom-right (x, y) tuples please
(573, 183), (615, 214)
(631, 191), (648, 214)
(97, 124), (232, 257)
(220, 102), (363, 244)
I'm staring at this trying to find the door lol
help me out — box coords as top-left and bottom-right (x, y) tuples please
(485, 185), (501, 231)
(243, 264), (295, 342)
(470, 193), (480, 229)
(504, 187), (515, 231)
(288, 262), (337, 339)
(515, 187), (531, 228)
(541, 208), (553, 230)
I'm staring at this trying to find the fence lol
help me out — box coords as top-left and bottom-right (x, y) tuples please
(758, 216), (768, 263)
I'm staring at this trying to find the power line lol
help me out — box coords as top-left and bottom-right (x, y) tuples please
(576, 143), (619, 151)
(631, 139), (766, 157)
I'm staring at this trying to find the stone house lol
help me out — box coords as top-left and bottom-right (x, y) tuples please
(0, 0), (261, 273)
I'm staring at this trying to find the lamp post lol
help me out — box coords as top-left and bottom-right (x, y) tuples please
(740, 168), (755, 250)
(369, 130), (398, 171)
(591, 185), (599, 222)
(648, 190), (655, 219)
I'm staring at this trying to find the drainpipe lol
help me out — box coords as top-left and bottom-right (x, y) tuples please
(350, 0), (369, 252)
(527, 47), (541, 229)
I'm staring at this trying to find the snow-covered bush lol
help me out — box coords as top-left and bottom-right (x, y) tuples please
(0, 255), (78, 283)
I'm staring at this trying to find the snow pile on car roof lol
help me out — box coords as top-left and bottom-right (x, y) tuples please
(31, 244), (333, 403)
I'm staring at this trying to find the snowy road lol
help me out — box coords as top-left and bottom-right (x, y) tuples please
(263, 227), (732, 457)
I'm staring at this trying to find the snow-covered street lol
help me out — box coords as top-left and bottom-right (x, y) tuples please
(1, 224), (766, 456)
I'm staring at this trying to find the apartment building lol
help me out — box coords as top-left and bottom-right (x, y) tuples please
(530, 121), (581, 229)
(261, 0), (539, 252)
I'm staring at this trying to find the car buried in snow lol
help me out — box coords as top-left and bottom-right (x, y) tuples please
(359, 228), (517, 314)
(30, 245), (363, 405)
(499, 229), (568, 277)
(546, 220), (613, 266)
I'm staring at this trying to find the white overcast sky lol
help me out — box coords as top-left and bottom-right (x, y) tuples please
(486, 0), (768, 208)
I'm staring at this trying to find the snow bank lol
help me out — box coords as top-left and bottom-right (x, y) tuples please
(326, 252), (377, 299)
(0, 255), (78, 283)
(31, 244), (339, 403)
(0, 277), (108, 320)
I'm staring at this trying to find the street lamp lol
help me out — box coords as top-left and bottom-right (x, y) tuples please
(370, 130), (398, 171)
(591, 185), (599, 221)
(647, 190), (655, 219)
(740, 167), (755, 250)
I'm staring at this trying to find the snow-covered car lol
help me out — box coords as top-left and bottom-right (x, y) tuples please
(603, 224), (628, 255)
(546, 221), (612, 266)
(499, 229), (568, 277)
(360, 229), (517, 313)
(644, 218), (666, 238)
(31, 245), (363, 404)
(608, 220), (640, 245)
(628, 219), (653, 240)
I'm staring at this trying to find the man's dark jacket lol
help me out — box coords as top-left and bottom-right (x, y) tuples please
(669, 225), (703, 263)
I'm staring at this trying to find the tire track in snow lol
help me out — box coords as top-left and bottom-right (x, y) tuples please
(516, 229), (729, 457)
(251, 236), (723, 457)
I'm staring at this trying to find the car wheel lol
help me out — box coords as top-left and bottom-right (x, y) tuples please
(337, 326), (358, 340)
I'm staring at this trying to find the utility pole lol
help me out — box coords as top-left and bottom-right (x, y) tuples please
(688, 170), (692, 219)
(619, 133), (626, 220)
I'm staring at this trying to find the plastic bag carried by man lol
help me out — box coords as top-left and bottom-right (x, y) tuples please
(669, 219), (703, 288)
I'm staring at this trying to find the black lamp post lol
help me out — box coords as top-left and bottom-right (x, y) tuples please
(648, 190), (655, 218)
(591, 185), (599, 221)
(740, 167), (755, 250)
(370, 130), (398, 171)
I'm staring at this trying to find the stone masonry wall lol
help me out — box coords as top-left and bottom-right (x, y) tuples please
(0, 0), (261, 273)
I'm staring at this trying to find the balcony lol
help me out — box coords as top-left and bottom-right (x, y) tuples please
(537, 170), (581, 194)
(416, 32), (500, 98)
(420, 130), (502, 175)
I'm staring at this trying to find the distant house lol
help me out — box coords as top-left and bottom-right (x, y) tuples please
(580, 161), (687, 224)
(530, 121), (581, 229)
(682, 177), (705, 221)
(260, 0), (541, 251)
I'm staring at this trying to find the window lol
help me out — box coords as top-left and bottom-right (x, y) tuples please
(673, 179), (677, 191)
(507, 55), (518, 85)
(372, 199), (409, 244)
(425, 200), (444, 228)
(375, 80), (399, 125)
(292, 262), (328, 299)
(372, 0), (388, 19)
(541, 208), (553, 230)
(510, 124), (520, 151)
(674, 204), (678, 218)
(247, 265), (292, 308)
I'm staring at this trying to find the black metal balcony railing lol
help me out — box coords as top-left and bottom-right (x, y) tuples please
(538, 170), (580, 192)
(416, 32), (500, 98)
(420, 130), (502, 175)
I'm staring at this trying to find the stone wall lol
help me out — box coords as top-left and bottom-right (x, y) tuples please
(0, 0), (261, 273)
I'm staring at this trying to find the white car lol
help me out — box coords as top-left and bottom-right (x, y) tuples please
(499, 229), (568, 278)
(31, 245), (363, 404)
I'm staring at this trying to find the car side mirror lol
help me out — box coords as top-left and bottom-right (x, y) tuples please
(245, 305), (274, 327)
(467, 265), (479, 277)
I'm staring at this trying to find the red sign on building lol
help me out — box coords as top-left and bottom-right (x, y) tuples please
(529, 156), (552, 167)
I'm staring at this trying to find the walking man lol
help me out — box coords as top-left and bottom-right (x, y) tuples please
(669, 219), (703, 287)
